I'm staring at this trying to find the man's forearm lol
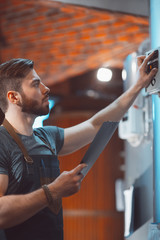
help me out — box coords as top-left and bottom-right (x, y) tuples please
(90, 82), (141, 127)
(0, 188), (47, 229)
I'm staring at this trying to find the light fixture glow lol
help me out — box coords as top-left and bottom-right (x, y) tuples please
(122, 69), (127, 81)
(97, 68), (112, 82)
(131, 61), (137, 73)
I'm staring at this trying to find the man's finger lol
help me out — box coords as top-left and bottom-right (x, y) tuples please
(141, 51), (157, 70)
(148, 68), (158, 80)
(137, 55), (145, 67)
(71, 164), (87, 175)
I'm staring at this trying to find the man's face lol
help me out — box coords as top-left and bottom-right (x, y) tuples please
(20, 69), (50, 116)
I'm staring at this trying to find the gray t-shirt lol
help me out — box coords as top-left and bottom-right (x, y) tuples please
(0, 125), (64, 195)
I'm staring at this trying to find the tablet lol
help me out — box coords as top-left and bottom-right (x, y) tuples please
(80, 121), (119, 177)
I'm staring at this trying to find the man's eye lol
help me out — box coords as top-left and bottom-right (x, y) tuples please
(34, 82), (39, 87)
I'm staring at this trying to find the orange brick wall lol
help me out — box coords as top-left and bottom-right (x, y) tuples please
(0, 0), (149, 86)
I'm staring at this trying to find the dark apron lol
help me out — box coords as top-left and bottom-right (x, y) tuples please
(5, 154), (63, 240)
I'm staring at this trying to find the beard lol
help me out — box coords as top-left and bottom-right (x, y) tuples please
(20, 92), (49, 116)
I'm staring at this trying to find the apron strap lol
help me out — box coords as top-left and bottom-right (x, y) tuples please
(3, 118), (33, 164)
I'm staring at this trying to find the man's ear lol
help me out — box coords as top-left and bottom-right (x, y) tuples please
(7, 91), (21, 104)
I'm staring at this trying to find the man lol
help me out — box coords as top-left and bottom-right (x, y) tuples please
(0, 53), (157, 240)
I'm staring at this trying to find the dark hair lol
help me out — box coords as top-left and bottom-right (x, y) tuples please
(0, 58), (34, 112)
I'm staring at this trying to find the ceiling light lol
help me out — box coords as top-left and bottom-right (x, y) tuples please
(122, 69), (127, 81)
(97, 68), (112, 82)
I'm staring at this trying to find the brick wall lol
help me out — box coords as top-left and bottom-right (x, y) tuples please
(0, 0), (149, 87)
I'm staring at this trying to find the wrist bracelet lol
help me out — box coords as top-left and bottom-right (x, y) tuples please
(42, 184), (54, 206)
(42, 184), (62, 215)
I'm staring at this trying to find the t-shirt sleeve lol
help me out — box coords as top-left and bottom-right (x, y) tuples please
(34, 126), (64, 154)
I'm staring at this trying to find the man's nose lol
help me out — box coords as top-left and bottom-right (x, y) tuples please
(40, 83), (50, 95)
